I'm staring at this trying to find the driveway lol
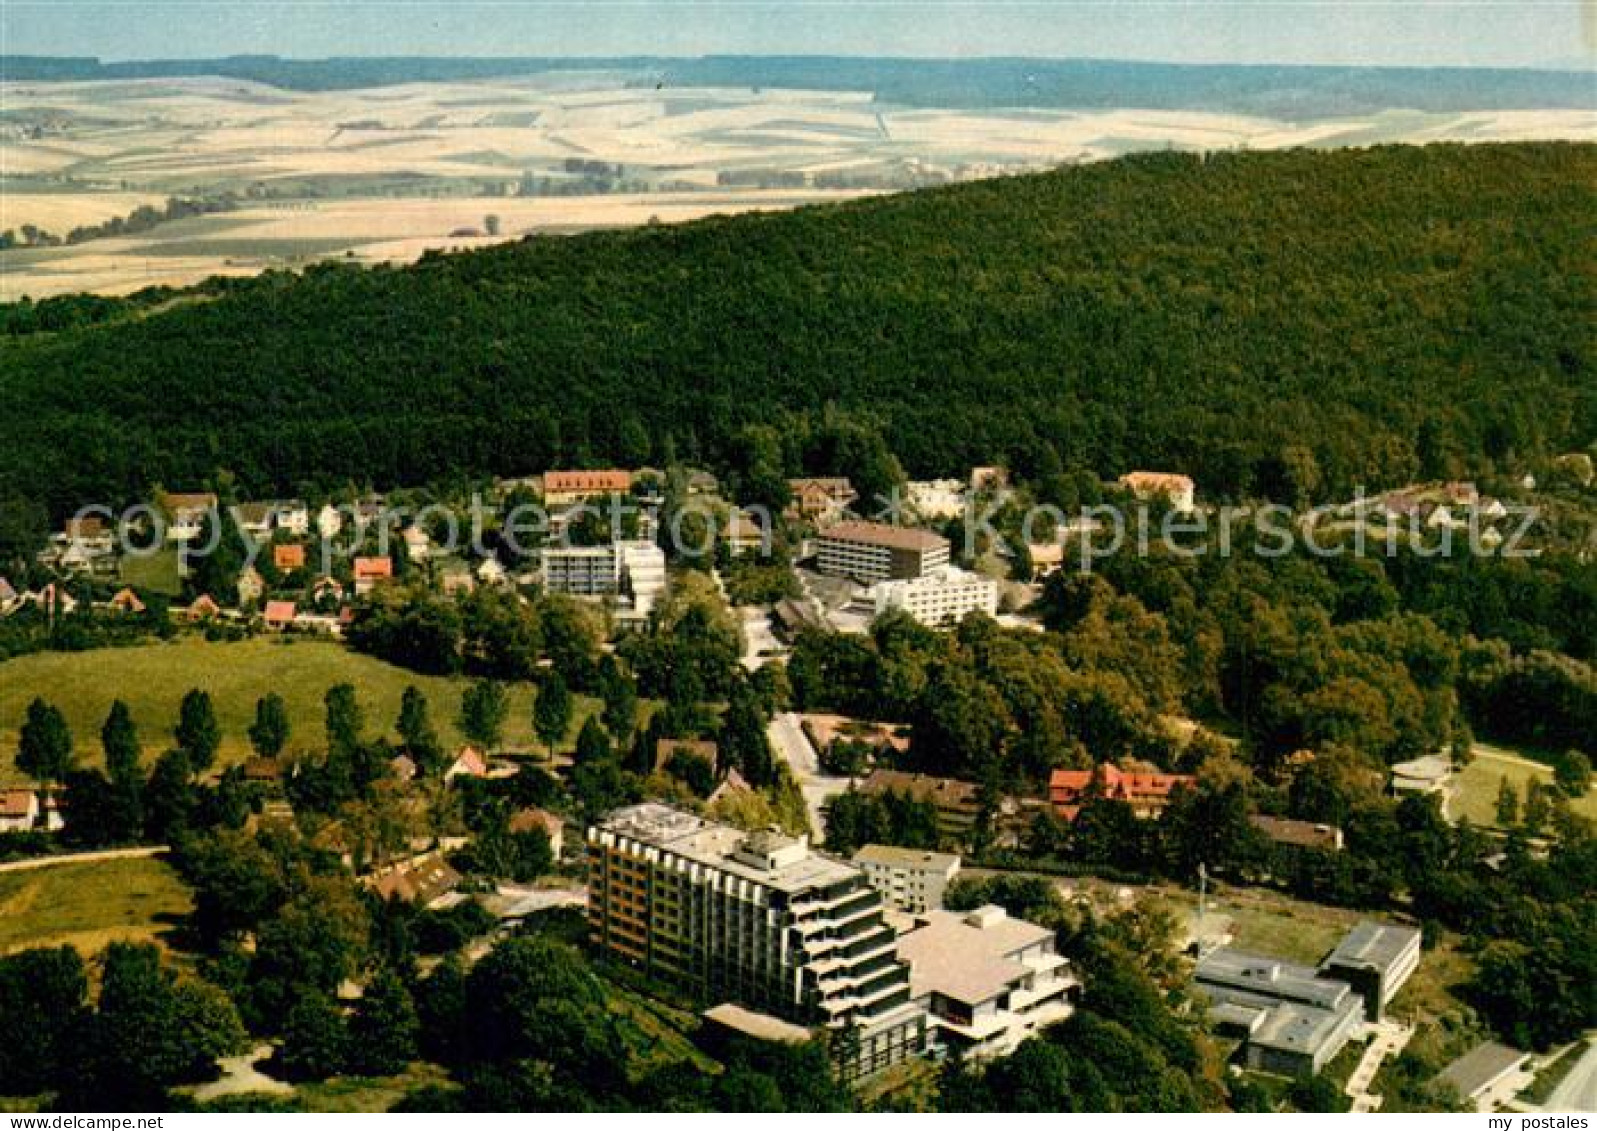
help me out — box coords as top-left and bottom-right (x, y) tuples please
(1545, 1039), (1597, 1114)
(0, 844), (168, 874)
(768, 712), (852, 843)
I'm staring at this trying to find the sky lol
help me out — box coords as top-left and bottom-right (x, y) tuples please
(1, 1), (1593, 69)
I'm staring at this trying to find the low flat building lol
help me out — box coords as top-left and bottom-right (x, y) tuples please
(1250, 814), (1344, 853)
(896, 904), (1077, 1061)
(1317, 921), (1422, 1021)
(869, 566), (997, 628)
(853, 845), (961, 912)
(1195, 947), (1364, 1079)
(1390, 754), (1453, 798)
(1437, 1042), (1533, 1113)
(816, 522), (950, 584)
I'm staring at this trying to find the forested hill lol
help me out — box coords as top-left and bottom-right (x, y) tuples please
(1, 142), (1593, 516)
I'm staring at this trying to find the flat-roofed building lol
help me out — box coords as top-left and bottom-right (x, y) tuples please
(817, 522), (950, 584)
(1317, 921), (1422, 1021)
(896, 904), (1077, 1061)
(1195, 947), (1364, 1079)
(853, 845), (961, 912)
(870, 566), (997, 628)
(542, 540), (666, 613)
(587, 804), (926, 1079)
(1437, 1042), (1533, 1113)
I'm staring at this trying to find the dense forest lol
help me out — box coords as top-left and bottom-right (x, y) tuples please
(0, 142), (1592, 519)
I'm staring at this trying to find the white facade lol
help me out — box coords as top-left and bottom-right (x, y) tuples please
(854, 845), (961, 912)
(816, 522), (950, 584)
(870, 566), (997, 627)
(543, 540), (667, 610)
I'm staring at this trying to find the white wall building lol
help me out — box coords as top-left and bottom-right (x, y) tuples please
(543, 540), (667, 612)
(896, 905), (1078, 1061)
(870, 566), (998, 627)
(853, 845), (961, 912)
(817, 522), (950, 584)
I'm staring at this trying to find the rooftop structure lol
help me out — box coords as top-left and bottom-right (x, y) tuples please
(896, 905), (1077, 1061)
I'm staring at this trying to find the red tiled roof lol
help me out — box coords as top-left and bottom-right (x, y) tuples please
(0, 789), (36, 819)
(1049, 763), (1195, 817)
(542, 469), (633, 494)
(264, 600), (297, 625)
(274, 544), (307, 570)
(1118, 472), (1194, 496)
(353, 556), (393, 580)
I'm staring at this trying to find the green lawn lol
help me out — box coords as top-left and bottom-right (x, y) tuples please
(0, 639), (599, 782)
(117, 548), (184, 597)
(1453, 744), (1597, 829)
(0, 855), (192, 957)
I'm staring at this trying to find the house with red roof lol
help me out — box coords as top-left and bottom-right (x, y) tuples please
(444, 746), (490, 782)
(273, 543), (307, 572)
(106, 587), (146, 615)
(187, 594), (222, 622)
(352, 556), (394, 595)
(263, 600), (297, 631)
(1049, 763), (1195, 821)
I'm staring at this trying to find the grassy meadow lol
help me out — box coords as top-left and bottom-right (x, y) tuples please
(1453, 744), (1597, 828)
(0, 855), (192, 957)
(0, 638), (599, 783)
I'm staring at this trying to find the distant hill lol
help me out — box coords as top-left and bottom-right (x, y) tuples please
(0, 142), (1591, 516)
(2, 54), (1593, 117)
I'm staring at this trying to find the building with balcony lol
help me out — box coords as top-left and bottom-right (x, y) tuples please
(852, 845), (961, 913)
(586, 804), (926, 1078)
(895, 904), (1077, 1061)
(816, 522), (949, 584)
(869, 565), (997, 627)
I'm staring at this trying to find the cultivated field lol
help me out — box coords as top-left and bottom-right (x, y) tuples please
(0, 639), (597, 783)
(3, 74), (1592, 297)
(0, 855), (192, 957)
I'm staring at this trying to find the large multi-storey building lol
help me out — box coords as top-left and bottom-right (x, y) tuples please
(816, 521), (950, 584)
(870, 565), (997, 627)
(542, 540), (666, 607)
(587, 804), (926, 1077)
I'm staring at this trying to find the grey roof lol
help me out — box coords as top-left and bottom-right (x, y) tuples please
(853, 844), (961, 873)
(1438, 1042), (1530, 1099)
(1250, 999), (1361, 1056)
(1196, 947), (1353, 1012)
(1321, 921), (1421, 976)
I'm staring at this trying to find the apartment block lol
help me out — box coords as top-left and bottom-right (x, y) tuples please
(542, 539), (666, 610)
(870, 565), (998, 627)
(852, 845), (961, 912)
(816, 521), (950, 584)
(586, 804), (926, 1078)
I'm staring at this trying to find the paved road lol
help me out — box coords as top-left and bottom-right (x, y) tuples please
(768, 711), (852, 843)
(0, 844), (168, 874)
(1545, 1038), (1597, 1114)
(740, 606), (785, 672)
(192, 1045), (293, 1102)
